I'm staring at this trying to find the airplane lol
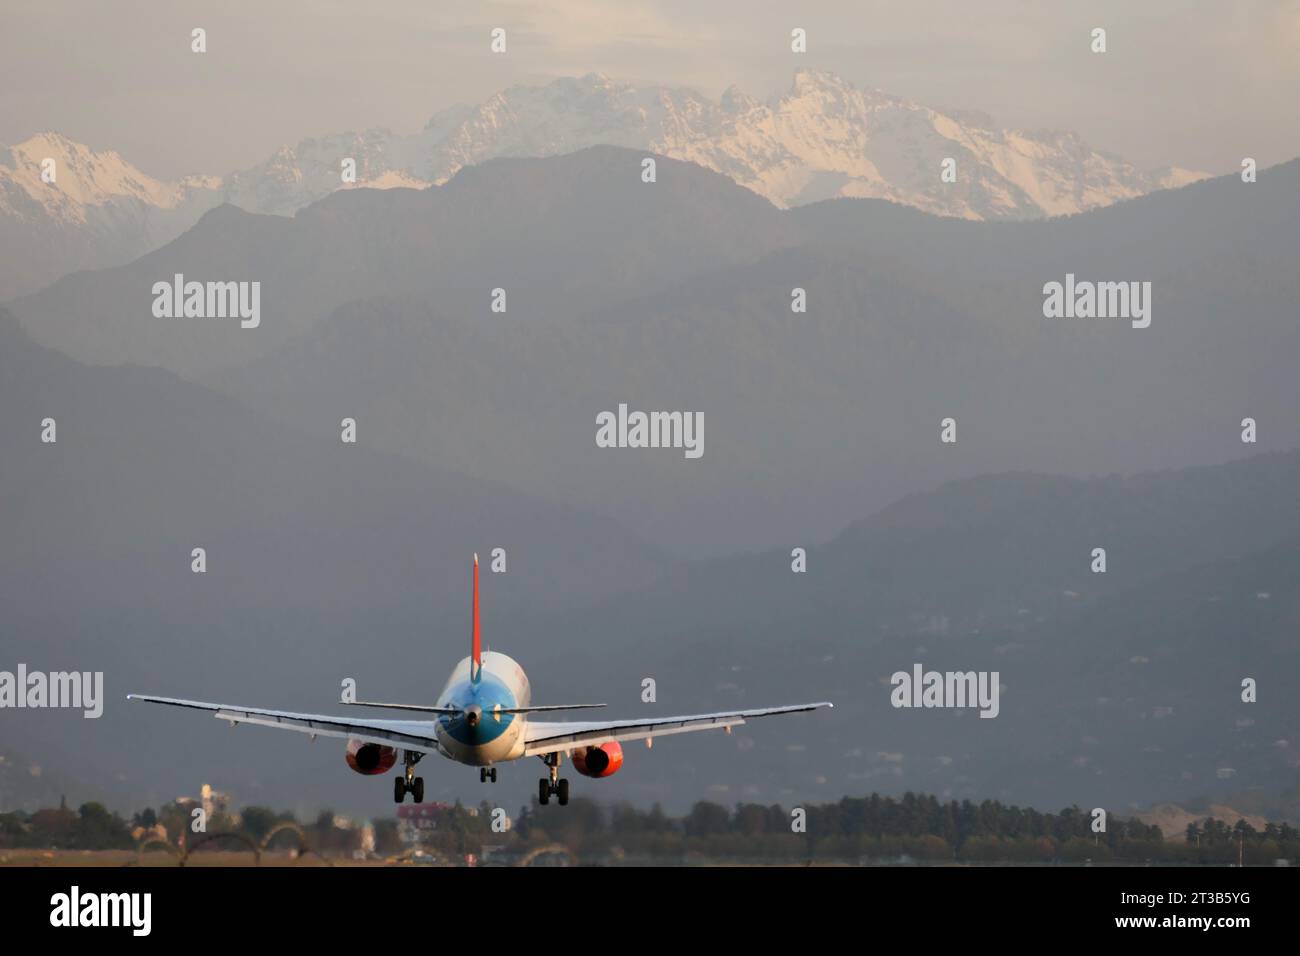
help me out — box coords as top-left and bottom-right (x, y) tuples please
(128, 555), (833, 806)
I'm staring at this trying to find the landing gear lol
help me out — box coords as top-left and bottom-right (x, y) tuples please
(480, 767), (497, 783)
(395, 751), (425, 803)
(537, 752), (569, 806)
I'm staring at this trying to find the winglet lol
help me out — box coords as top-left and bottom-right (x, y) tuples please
(472, 553), (482, 681)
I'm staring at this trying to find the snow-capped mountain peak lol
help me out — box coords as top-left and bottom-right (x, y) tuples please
(388, 71), (1205, 217)
(0, 133), (218, 222)
(1, 72), (1210, 301)
(0, 135), (224, 298)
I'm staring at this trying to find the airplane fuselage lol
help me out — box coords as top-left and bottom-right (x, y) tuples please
(433, 651), (530, 766)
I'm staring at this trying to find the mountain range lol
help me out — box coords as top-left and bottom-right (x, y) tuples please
(10, 146), (1298, 555)
(0, 71), (1205, 301)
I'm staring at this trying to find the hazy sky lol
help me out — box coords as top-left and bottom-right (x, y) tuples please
(3, 0), (1298, 179)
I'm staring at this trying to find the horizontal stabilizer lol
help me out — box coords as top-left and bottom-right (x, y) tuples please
(345, 700), (461, 715)
(345, 700), (607, 715)
(498, 703), (607, 714)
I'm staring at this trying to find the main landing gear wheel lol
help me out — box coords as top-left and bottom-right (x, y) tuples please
(537, 776), (571, 806)
(396, 750), (426, 803)
(480, 767), (497, 783)
(537, 751), (569, 806)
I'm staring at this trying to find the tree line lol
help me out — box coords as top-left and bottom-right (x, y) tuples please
(3, 791), (1297, 864)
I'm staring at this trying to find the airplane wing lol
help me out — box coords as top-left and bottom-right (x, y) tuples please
(127, 694), (442, 752)
(522, 701), (832, 756)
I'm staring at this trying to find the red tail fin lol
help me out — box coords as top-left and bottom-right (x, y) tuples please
(472, 553), (482, 679)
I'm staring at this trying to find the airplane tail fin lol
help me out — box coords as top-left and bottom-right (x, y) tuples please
(471, 552), (482, 682)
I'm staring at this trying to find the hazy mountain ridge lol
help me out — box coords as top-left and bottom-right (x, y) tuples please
(0, 307), (668, 612)
(11, 149), (1300, 554)
(11, 148), (799, 377)
(0, 71), (1208, 300)
(516, 455), (1300, 813)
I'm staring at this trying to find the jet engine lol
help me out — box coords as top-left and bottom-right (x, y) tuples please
(571, 741), (624, 778)
(345, 737), (398, 775)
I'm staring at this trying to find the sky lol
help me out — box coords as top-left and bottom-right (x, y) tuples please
(2, 0), (1298, 179)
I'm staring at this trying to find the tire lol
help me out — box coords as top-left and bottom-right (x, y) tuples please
(489, 768), (498, 783)
(394, 776), (406, 804)
(538, 778), (550, 805)
(557, 778), (570, 806)
(413, 777), (425, 803)
(480, 768), (487, 783)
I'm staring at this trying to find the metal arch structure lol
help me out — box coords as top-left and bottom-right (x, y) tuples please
(516, 842), (577, 867)
(259, 821), (329, 865)
(180, 830), (261, 866)
(130, 823), (331, 867)
(129, 837), (183, 867)
(259, 820), (308, 852)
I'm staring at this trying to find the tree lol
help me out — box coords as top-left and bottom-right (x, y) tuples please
(132, 807), (158, 830)
(74, 802), (133, 850)
(683, 801), (730, 837)
(240, 806), (279, 842)
(733, 803), (769, 836)
(28, 806), (77, 848)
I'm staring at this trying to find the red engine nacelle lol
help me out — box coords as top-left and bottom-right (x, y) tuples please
(571, 741), (624, 778)
(345, 738), (398, 776)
